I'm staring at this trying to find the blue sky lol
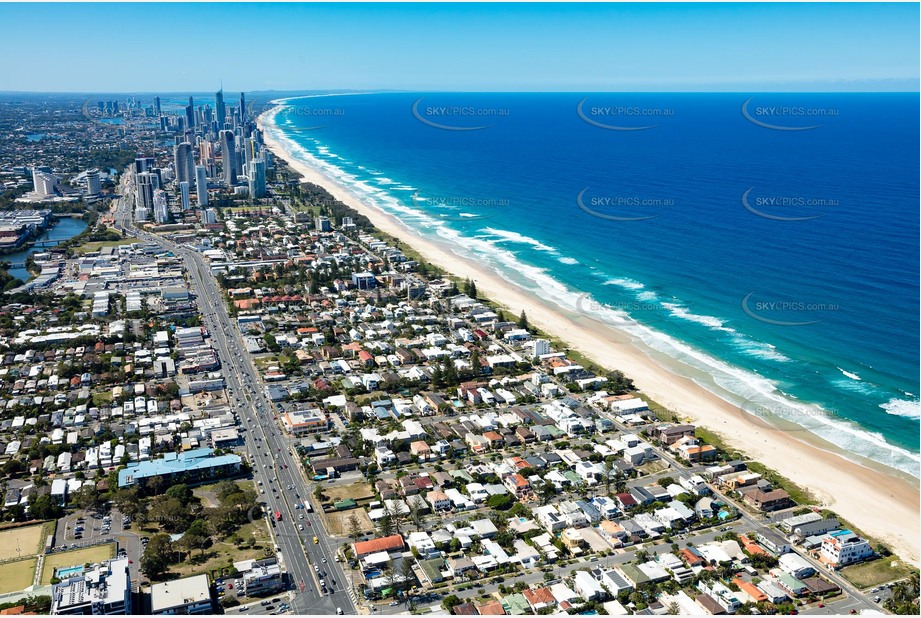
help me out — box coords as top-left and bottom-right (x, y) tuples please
(1, 2), (917, 92)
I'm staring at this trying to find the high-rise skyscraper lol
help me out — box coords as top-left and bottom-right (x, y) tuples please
(85, 169), (102, 195)
(248, 158), (266, 198)
(196, 166), (208, 206)
(215, 88), (226, 130)
(179, 181), (191, 210)
(154, 96), (161, 115)
(201, 208), (217, 225)
(240, 92), (246, 123)
(153, 189), (170, 224)
(220, 130), (237, 186)
(173, 142), (195, 188)
(31, 168), (57, 198)
(244, 136), (255, 168)
(185, 96), (194, 133)
(135, 171), (156, 212)
(134, 157), (155, 174)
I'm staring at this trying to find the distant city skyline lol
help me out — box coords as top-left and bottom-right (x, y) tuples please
(0, 2), (918, 92)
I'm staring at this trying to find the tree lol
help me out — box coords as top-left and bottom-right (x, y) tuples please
(409, 502), (427, 529)
(381, 560), (397, 598)
(148, 497), (194, 533)
(605, 369), (634, 394)
(885, 572), (920, 615)
(181, 519), (211, 556)
(164, 484), (194, 505)
(657, 477), (675, 488)
(442, 595), (462, 611)
(112, 487), (144, 518)
(487, 493), (514, 511)
(263, 332), (280, 353)
(399, 558), (416, 591)
(539, 481), (557, 505)
(146, 475), (166, 496)
(379, 514), (394, 538)
(347, 514), (362, 540)
(72, 485), (104, 511)
(141, 534), (173, 579)
(28, 494), (63, 520)
(517, 310), (528, 329)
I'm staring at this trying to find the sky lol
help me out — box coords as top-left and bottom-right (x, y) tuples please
(0, 2), (918, 93)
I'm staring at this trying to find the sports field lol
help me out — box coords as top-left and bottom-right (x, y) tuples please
(0, 558), (37, 594)
(0, 523), (45, 561)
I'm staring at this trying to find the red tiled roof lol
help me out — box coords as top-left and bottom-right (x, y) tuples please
(353, 534), (404, 557)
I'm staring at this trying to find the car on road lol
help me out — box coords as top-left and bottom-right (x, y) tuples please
(390, 602), (399, 606)
(337, 609), (343, 615)
(313, 536), (319, 544)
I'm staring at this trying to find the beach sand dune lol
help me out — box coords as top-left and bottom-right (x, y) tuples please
(258, 112), (919, 565)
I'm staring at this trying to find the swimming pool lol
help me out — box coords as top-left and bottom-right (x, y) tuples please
(56, 565), (84, 579)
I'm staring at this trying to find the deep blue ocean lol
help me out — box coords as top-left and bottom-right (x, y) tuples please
(264, 92), (919, 477)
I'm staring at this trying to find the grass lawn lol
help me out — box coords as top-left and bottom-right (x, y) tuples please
(41, 544), (116, 584)
(166, 520), (272, 580)
(193, 480), (254, 508)
(0, 558), (37, 593)
(74, 238), (137, 254)
(92, 390), (113, 406)
(841, 558), (917, 589)
(0, 523), (46, 561)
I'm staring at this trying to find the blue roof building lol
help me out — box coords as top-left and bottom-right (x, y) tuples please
(118, 447), (242, 488)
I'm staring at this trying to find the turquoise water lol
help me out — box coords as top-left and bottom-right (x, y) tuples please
(56, 565), (84, 578)
(266, 93), (919, 477)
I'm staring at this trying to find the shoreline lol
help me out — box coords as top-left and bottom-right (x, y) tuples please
(257, 111), (920, 565)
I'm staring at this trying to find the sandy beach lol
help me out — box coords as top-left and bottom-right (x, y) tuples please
(257, 111), (919, 565)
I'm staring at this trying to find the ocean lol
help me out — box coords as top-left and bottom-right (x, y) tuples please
(263, 92), (920, 477)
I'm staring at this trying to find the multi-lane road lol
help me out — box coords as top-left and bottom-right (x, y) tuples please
(112, 176), (358, 615)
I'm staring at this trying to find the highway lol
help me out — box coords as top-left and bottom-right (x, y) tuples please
(112, 174), (358, 615)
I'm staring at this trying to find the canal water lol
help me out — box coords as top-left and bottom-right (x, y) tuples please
(4, 217), (88, 281)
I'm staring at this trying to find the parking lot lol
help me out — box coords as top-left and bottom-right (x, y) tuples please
(222, 592), (295, 615)
(54, 508), (130, 549)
